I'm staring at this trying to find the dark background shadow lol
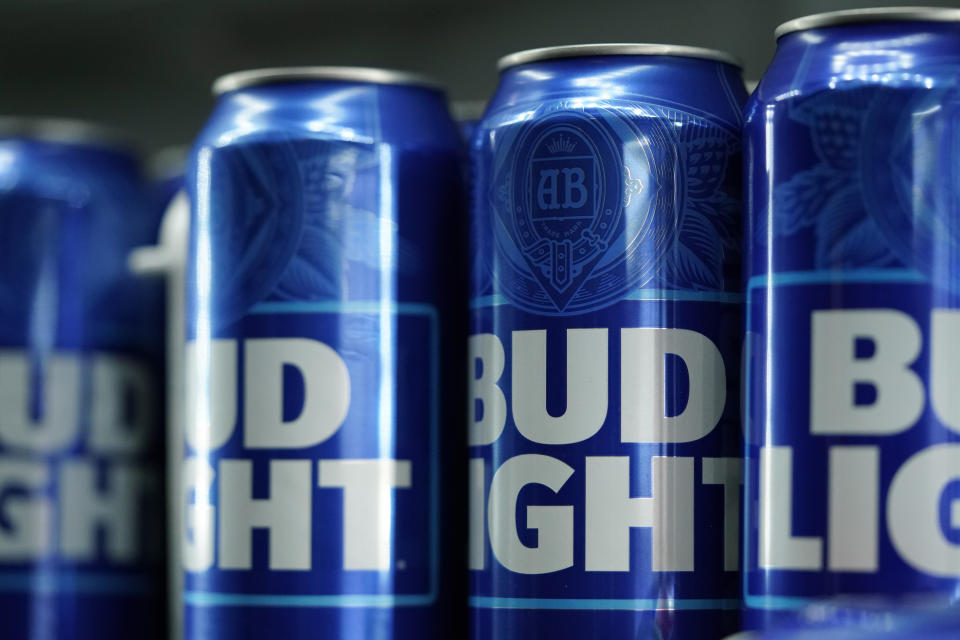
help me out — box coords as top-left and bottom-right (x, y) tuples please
(0, 0), (951, 152)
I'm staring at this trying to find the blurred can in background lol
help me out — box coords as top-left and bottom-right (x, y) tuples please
(182, 67), (467, 639)
(0, 119), (165, 639)
(469, 44), (746, 639)
(133, 143), (192, 640)
(452, 100), (486, 146)
(743, 7), (960, 630)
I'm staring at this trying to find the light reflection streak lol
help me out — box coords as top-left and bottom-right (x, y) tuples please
(376, 142), (396, 617)
(216, 94), (272, 146)
(192, 145), (215, 552)
(761, 104), (776, 579)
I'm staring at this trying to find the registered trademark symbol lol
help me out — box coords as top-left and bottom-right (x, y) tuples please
(396, 559), (407, 570)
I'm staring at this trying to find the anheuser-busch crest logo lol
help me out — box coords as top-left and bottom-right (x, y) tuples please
(486, 103), (740, 315)
(500, 111), (631, 314)
(525, 125), (615, 305)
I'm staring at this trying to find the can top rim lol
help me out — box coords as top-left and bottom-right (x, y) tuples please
(775, 7), (960, 39)
(0, 117), (136, 153)
(497, 43), (742, 71)
(212, 66), (445, 95)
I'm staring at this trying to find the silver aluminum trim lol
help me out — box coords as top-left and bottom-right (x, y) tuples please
(498, 43), (742, 71)
(213, 66), (444, 95)
(776, 7), (960, 39)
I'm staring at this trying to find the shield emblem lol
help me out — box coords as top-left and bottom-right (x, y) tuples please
(502, 111), (628, 311)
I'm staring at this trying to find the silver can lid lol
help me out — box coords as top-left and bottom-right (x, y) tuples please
(776, 6), (960, 39)
(497, 43), (742, 71)
(0, 117), (136, 153)
(212, 66), (444, 96)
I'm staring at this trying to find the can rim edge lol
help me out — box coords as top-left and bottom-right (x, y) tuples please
(497, 43), (742, 71)
(775, 6), (960, 39)
(212, 66), (445, 95)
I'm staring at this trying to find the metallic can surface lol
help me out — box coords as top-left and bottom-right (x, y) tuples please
(469, 44), (746, 639)
(743, 9), (960, 630)
(0, 122), (165, 639)
(182, 68), (467, 639)
(740, 600), (960, 639)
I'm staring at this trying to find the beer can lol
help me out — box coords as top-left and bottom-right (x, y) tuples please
(0, 118), (165, 639)
(182, 67), (467, 638)
(743, 7), (960, 630)
(469, 44), (746, 639)
(728, 599), (960, 638)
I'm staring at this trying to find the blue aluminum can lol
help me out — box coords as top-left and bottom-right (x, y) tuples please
(0, 119), (165, 639)
(729, 600), (960, 639)
(744, 7), (960, 631)
(182, 67), (467, 639)
(469, 44), (746, 639)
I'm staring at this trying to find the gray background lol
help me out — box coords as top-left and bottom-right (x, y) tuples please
(1, 0), (956, 154)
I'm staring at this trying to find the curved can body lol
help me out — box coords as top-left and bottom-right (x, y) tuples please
(729, 601), (960, 639)
(469, 49), (746, 639)
(183, 73), (467, 639)
(0, 133), (165, 638)
(743, 14), (960, 630)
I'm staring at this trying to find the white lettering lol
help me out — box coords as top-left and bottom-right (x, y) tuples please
(469, 458), (486, 570)
(89, 354), (155, 455)
(828, 446), (878, 572)
(0, 458), (52, 560)
(487, 454), (573, 574)
(930, 310), (960, 433)
(244, 339), (350, 449)
(469, 334), (507, 446)
(218, 459), (312, 570)
(759, 446), (822, 570)
(702, 457), (742, 572)
(810, 310), (923, 436)
(585, 456), (694, 572)
(318, 459), (411, 571)
(0, 351), (81, 453)
(513, 330), (607, 445)
(621, 328), (725, 443)
(888, 444), (960, 577)
(59, 460), (146, 562)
